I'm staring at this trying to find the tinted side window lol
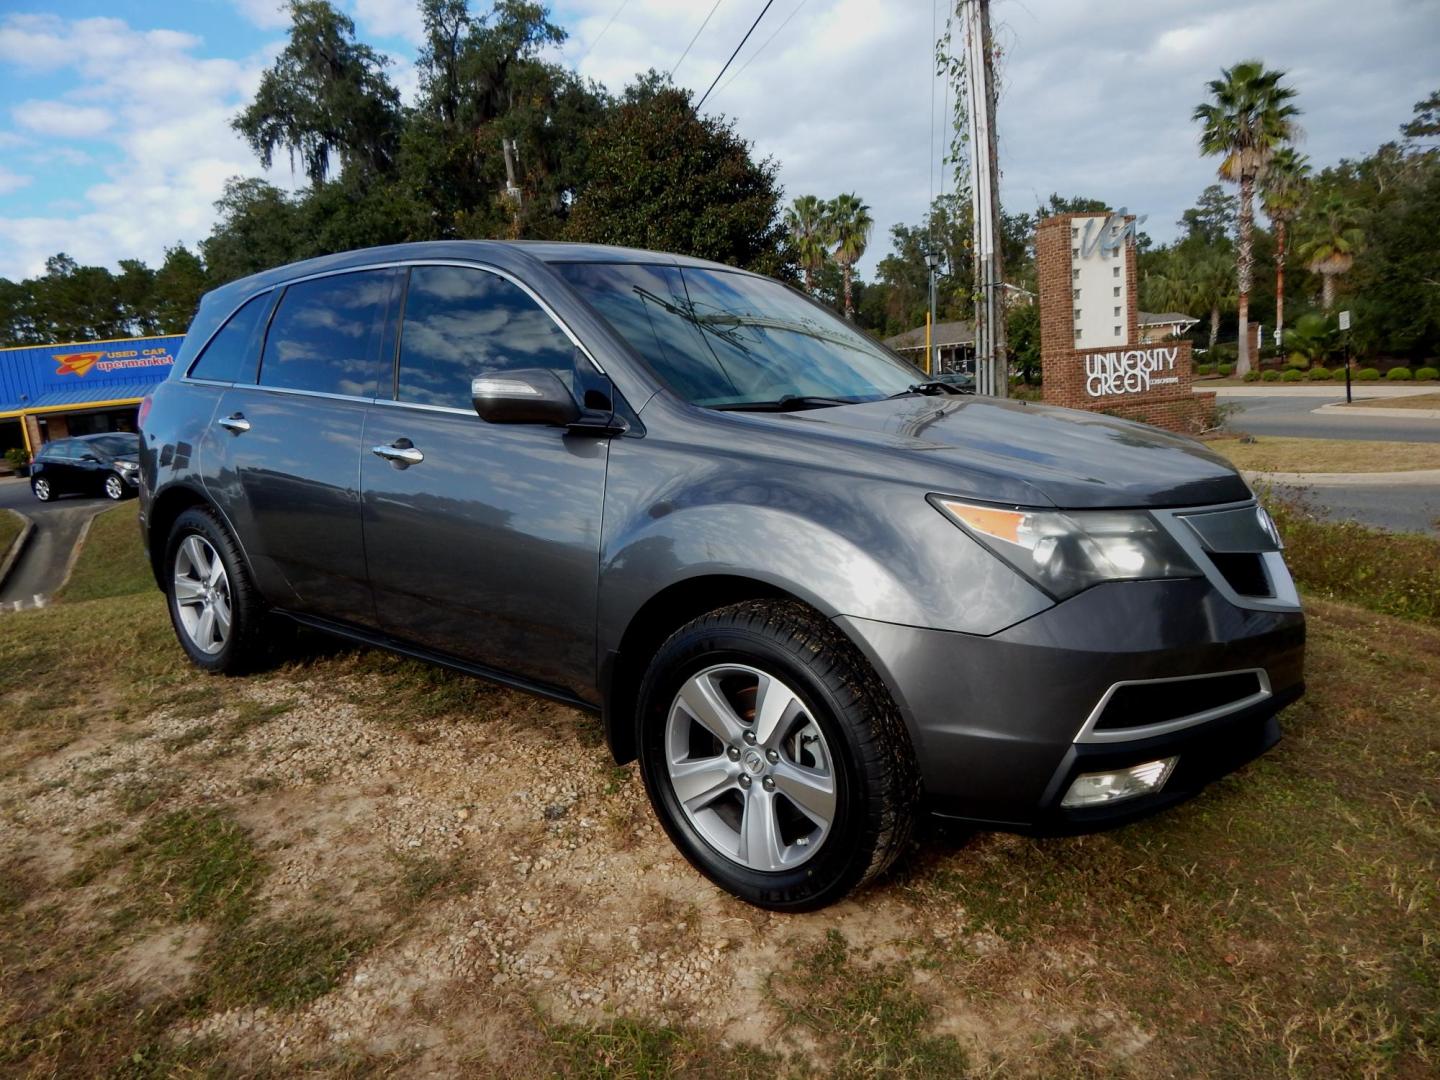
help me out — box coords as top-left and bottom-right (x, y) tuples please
(397, 266), (577, 409)
(189, 293), (270, 383)
(260, 270), (391, 397)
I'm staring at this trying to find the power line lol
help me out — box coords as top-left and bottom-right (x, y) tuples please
(712, 0), (811, 100)
(671, 0), (726, 78)
(574, 0), (631, 65)
(694, 0), (776, 113)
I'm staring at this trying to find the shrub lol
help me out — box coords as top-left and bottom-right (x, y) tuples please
(1333, 366), (1350, 379)
(3, 447), (28, 471)
(1281, 369), (1302, 382)
(1262, 369), (1281, 382)
(1218, 362), (1236, 376)
(1308, 366), (1331, 380)
(1415, 366), (1439, 381)
(1357, 368), (1381, 380)
(1284, 359), (1309, 371)
(1242, 369), (1262, 382)
(1386, 366), (1414, 381)
(1196, 363), (1215, 376)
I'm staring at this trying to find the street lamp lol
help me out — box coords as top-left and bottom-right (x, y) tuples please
(924, 249), (941, 376)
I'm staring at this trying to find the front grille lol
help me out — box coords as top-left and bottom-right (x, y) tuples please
(1093, 671), (1266, 732)
(1206, 552), (1272, 597)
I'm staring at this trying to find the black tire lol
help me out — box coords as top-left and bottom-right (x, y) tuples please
(636, 600), (920, 911)
(102, 472), (128, 500)
(164, 506), (275, 675)
(31, 477), (52, 501)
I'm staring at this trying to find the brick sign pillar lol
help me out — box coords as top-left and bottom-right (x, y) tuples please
(1038, 212), (1215, 434)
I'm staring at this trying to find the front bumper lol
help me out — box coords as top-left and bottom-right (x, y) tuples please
(838, 576), (1305, 829)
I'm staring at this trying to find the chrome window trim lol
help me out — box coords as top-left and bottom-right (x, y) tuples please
(1073, 668), (1273, 745)
(369, 397), (474, 417)
(1152, 499), (1302, 613)
(224, 382), (376, 406)
(182, 286), (276, 380)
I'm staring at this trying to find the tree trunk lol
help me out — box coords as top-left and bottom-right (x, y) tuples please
(842, 264), (854, 320)
(803, 266), (813, 293)
(1274, 218), (1287, 341)
(1322, 272), (1335, 312)
(1235, 172), (1256, 376)
(1209, 304), (1220, 350)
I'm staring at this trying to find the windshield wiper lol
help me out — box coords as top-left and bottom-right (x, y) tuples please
(889, 381), (967, 399)
(713, 395), (862, 412)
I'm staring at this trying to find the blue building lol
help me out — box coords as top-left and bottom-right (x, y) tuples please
(0, 334), (183, 464)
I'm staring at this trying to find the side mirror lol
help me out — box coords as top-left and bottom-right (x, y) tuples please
(471, 368), (581, 426)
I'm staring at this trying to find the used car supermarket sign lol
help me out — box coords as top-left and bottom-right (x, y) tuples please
(0, 335), (183, 407)
(1085, 345), (1181, 397)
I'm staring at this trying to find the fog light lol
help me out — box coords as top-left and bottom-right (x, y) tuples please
(1061, 757), (1178, 809)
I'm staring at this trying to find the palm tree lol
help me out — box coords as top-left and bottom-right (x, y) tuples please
(1193, 60), (1301, 375)
(1192, 252), (1238, 353)
(1259, 146), (1310, 340)
(784, 195), (830, 294)
(827, 193), (872, 320)
(1298, 193), (1363, 311)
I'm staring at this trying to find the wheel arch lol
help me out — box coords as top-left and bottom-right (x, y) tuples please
(146, 482), (221, 588)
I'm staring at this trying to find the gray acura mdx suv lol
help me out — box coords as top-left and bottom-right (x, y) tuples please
(139, 241), (1305, 910)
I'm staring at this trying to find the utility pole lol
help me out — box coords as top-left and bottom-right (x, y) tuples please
(961, 0), (1007, 398)
(925, 249), (941, 376)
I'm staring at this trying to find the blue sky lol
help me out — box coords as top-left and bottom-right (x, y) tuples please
(2, 1), (1437, 283)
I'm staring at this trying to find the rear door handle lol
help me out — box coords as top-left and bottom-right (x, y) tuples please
(371, 441), (424, 467)
(217, 413), (250, 433)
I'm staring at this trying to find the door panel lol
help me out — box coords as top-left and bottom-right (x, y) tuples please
(360, 263), (608, 698)
(361, 409), (606, 695)
(203, 387), (374, 622)
(196, 267), (396, 625)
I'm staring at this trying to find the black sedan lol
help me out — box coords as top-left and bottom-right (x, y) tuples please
(30, 432), (141, 502)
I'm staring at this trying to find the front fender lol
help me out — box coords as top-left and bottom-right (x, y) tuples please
(596, 442), (1054, 654)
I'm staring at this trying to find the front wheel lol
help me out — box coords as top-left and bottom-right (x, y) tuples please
(32, 477), (52, 501)
(636, 601), (919, 911)
(103, 473), (127, 500)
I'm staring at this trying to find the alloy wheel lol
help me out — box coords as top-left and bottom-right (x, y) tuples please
(664, 664), (837, 872)
(172, 535), (231, 655)
(33, 478), (50, 501)
(104, 474), (124, 500)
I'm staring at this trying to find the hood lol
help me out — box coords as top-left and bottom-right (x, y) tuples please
(741, 396), (1250, 510)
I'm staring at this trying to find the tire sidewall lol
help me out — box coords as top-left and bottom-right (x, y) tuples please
(637, 621), (875, 910)
(164, 509), (243, 673)
(104, 473), (126, 500)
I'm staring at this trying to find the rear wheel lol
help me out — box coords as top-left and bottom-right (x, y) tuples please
(32, 477), (51, 501)
(636, 601), (919, 910)
(164, 507), (274, 674)
(103, 473), (126, 500)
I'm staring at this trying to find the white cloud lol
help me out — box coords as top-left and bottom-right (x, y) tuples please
(0, 12), (290, 279)
(0, 166), (31, 195)
(12, 100), (114, 138)
(231, 0), (290, 32)
(354, 0), (425, 45)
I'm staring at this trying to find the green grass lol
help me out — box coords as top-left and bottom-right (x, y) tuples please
(0, 506), (24, 568)
(58, 500), (154, 602)
(1265, 491), (1440, 626)
(127, 807), (266, 924)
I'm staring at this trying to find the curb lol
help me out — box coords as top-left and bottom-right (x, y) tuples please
(1313, 403), (1440, 420)
(53, 509), (100, 599)
(0, 508), (35, 593)
(1243, 467), (1440, 488)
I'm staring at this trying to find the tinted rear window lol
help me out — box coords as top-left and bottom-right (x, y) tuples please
(190, 292), (270, 383)
(87, 434), (139, 457)
(260, 270), (392, 397)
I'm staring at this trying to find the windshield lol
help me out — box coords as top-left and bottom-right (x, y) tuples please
(87, 433), (139, 458)
(553, 262), (921, 408)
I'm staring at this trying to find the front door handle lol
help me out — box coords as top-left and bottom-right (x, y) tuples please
(371, 441), (424, 467)
(217, 413), (250, 433)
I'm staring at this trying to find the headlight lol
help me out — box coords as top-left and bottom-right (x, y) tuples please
(114, 460), (138, 472)
(930, 495), (1200, 599)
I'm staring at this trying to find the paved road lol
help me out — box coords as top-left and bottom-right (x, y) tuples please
(1267, 480), (1440, 535)
(0, 476), (117, 608)
(1221, 392), (1440, 443)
